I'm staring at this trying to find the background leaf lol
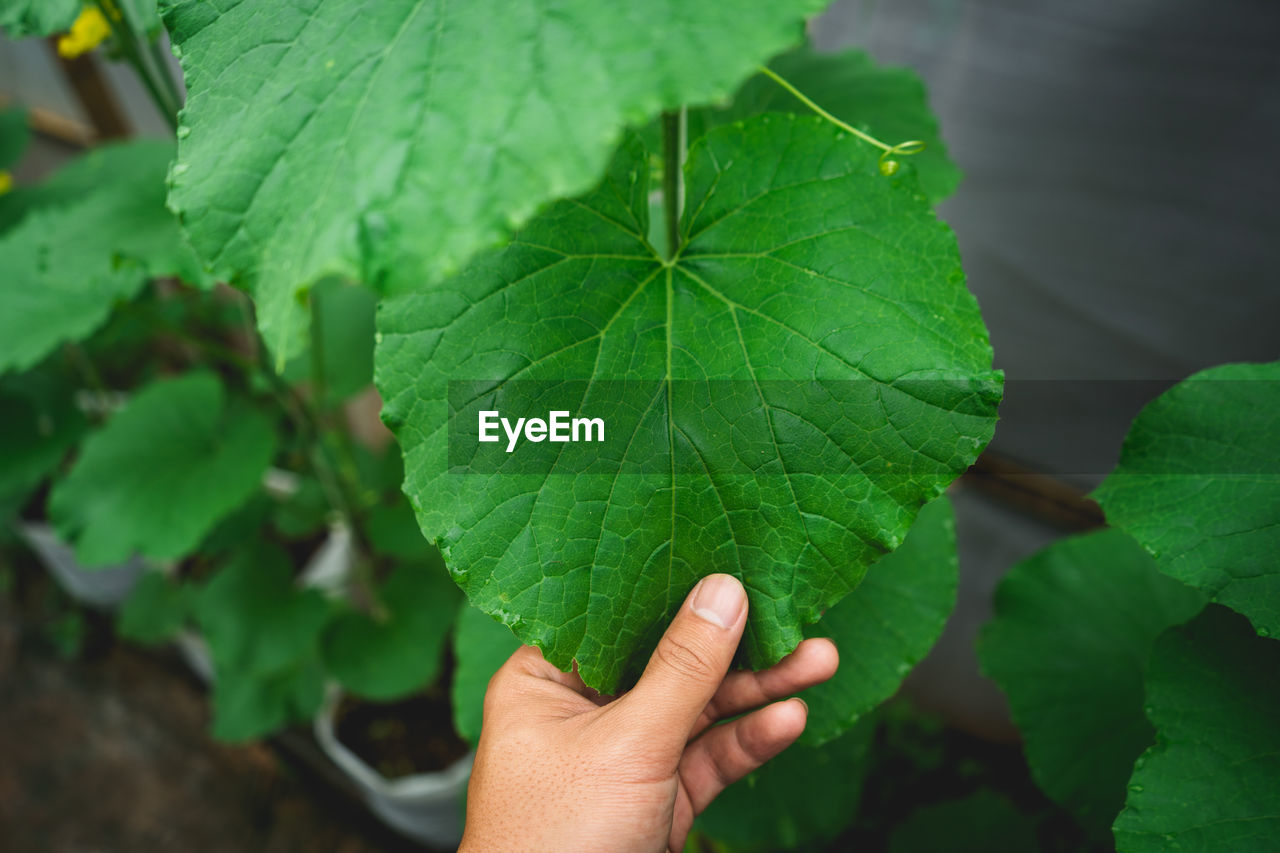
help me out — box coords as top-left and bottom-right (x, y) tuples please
(322, 558), (462, 701)
(281, 278), (377, 405)
(451, 604), (521, 746)
(163, 0), (827, 361)
(117, 569), (190, 645)
(0, 0), (79, 38)
(1093, 361), (1280, 638)
(48, 371), (277, 566)
(378, 116), (1000, 691)
(888, 790), (1038, 853)
(0, 141), (211, 373)
(800, 495), (957, 745)
(0, 365), (87, 516)
(978, 529), (1205, 836)
(194, 543), (330, 741)
(696, 715), (875, 851)
(0, 105), (28, 170)
(1112, 605), (1280, 852)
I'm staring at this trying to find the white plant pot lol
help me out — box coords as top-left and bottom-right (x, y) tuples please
(16, 522), (146, 609)
(314, 689), (473, 849)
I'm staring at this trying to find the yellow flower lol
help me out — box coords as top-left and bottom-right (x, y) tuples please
(57, 7), (112, 60)
(0, 170), (11, 196)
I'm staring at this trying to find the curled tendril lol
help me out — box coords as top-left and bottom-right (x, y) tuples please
(878, 140), (927, 176)
(756, 65), (928, 178)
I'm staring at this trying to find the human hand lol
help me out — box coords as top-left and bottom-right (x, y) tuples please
(459, 573), (840, 852)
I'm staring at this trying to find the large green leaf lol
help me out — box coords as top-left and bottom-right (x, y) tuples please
(163, 0), (826, 362)
(322, 559), (462, 700)
(0, 0), (78, 38)
(0, 141), (211, 373)
(451, 603), (522, 746)
(1093, 361), (1280, 639)
(696, 715), (875, 851)
(690, 45), (960, 203)
(1113, 605), (1280, 852)
(800, 495), (957, 745)
(978, 529), (1206, 837)
(194, 543), (331, 741)
(378, 116), (1000, 691)
(48, 372), (277, 566)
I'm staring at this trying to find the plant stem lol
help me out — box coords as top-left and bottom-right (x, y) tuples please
(95, 0), (177, 130)
(661, 108), (685, 260)
(64, 342), (111, 416)
(233, 298), (375, 566)
(258, 341), (370, 554)
(309, 290), (327, 406)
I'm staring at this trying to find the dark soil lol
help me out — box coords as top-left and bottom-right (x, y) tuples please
(0, 549), (400, 853)
(334, 682), (471, 780)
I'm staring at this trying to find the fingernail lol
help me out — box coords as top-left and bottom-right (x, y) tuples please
(690, 574), (745, 629)
(792, 697), (809, 713)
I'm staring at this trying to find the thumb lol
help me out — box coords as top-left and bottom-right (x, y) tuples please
(618, 574), (747, 743)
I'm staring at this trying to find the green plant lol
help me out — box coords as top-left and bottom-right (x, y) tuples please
(980, 363), (1280, 849)
(1, 2), (1276, 850)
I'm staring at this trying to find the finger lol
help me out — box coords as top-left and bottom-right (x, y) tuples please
(495, 645), (599, 700)
(617, 574), (747, 741)
(678, 697), (808, 815)
(691, 637), (838, 737)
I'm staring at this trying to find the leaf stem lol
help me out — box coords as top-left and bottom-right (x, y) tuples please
(235, 299), (376, 567)
(661, 108), (685, 261)
(309, 290), (327, 406)
(64, 342), (110, 416)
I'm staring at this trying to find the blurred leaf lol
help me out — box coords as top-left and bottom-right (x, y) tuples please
(49, 371), (277, 566)
(0, 105), (28, 170)
(1113, 606), (1280, 852)
(697, 715), (876, 852)
(365, 499), (435, 562)
(889, 790), (1038, 853)
(210, 658), (327, 743)
(979, 529), (1205, 836)
(199, 491), (273, 556)
(451, 603), (521, 745)
(801, 496), (957, 745)
(0, 0), (79, 38)
(271, 475), (330, 539)
(0, 364), (87, 512)
(195, 543), (331, 740)
(282, 278), (377, 405)
(350, 441), (404, 498)
(118, 570), (190, 645)
(0, 141), (212, 373)
(1094, 360), (1280, 639)
(323, 558), (462, 700)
